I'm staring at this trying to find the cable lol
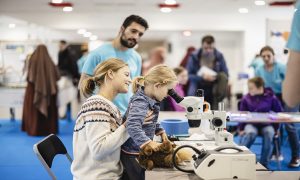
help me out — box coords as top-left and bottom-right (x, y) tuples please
(172, 145), (202, 173)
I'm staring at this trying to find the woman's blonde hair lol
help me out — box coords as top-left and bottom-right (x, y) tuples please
(81, 58), (128, 98)
(132, 64), (177, 93)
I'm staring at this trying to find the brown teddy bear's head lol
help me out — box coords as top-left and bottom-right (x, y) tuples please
(138, 141), (191, 170)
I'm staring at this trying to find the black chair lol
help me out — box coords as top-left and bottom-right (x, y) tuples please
(33, 134), (72, 180)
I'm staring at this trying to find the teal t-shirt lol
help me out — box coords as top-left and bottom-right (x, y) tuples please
(255, 62), (286, 94)
(81, 43), (142, 115)
(77, 55), (87, 74)
(287, 2), (300, 52)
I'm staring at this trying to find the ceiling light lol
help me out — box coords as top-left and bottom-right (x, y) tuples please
(77, 29), (86, 34)
(49, 1), (73, 8)
(63, 6), (73, 12)
(83, 32), (92, 37)
(254, 0), (265, 6)
(52, 0), (63, 3)
(90, 35), (98, 41)
(164, 0), (177, 5)
(238, 8), (249, 13)
(8, 23), (16, 28)
(182, 30), (192, 37)
(158, 2), (180, 12)
(160, 7), (172, 13)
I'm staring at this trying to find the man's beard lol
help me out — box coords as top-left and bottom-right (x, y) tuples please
(120, 35), (137, 48)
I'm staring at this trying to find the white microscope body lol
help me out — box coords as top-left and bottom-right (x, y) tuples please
(168, 89), (233, 146)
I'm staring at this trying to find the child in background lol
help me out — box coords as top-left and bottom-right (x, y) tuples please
(168, 67), (189, 111)
(121, 64), (178, 180)
(238, 77), (282, 169)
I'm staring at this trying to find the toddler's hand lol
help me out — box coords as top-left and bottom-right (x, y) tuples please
(161, 132), (169, 142)
(146, 141), (161, 152)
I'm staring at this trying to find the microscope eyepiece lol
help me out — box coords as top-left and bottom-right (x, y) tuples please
(168, 89), (184, 103)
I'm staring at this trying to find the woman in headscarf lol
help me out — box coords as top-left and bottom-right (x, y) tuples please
(22, 44), (60, 136)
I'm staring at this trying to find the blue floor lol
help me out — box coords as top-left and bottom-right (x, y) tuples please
(0, 120), (299, 180)
(0, 120), (74, 180)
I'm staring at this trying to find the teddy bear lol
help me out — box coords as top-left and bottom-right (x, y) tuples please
(137, 140), (192, 170)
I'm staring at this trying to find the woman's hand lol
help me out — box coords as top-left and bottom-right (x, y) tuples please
(143, 110), (155, 124)
(122, 121), (126, 127)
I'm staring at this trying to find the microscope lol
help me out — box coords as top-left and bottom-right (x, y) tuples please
(169, 89), (256, 180)
(168, 89), (233, 146)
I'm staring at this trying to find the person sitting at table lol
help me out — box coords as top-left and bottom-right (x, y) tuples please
(238, 77), (283, 169)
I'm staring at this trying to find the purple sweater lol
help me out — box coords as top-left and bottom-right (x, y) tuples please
(239, 88), (283, 130)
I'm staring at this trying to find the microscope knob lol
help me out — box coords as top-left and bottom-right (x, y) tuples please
(212, 117), (223, 127)
(226, 116), (230, 121)
(198, 149), (207, 159)
(192, 154), (198, 161)
(187, 107), (193, 112)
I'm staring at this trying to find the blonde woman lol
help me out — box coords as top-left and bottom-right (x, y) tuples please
(121, 64), (177, 180)
(71, 58), (132, 179)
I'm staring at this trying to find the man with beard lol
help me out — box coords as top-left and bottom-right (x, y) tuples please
(186, 35), (229, 110)
(79, 15), (148, 115)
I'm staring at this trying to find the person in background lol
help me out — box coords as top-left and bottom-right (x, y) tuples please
(58, 40), (80, 119)
(142, 46), (166, 75)
(76, 48), (89, 102)
(58, 40), (80, 85)
(186, 35), (229, 110)
(167, 67), (189, 111)
(79, 15), (148, 115)
(283, 1), (300, 108)
(180, 46), (196, 68)
(22, 45), (60, 136)
(121, 65), (177, 180)
(77, 48), (88, 74)
(71, 58), (131, 179)
(256, 45), (300, 168)
(238, 77), (282, 169)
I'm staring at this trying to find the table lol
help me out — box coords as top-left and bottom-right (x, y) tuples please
(158, 111), (300, 124)
(146, 139), (266, 179)
(146, 169), (300, 180)
(158, 111), (299, 172)
(147, 139), (293, 180)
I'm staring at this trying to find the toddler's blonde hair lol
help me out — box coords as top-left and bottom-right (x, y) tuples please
(132, 64), (177, 93)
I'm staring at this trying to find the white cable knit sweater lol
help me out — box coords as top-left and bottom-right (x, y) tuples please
(71, 95), (129, 180)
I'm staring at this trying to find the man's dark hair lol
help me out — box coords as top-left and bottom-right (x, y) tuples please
(122, 15), (149, 30)
(60, 40), (67, 44)
(201, 35), (215, 45)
